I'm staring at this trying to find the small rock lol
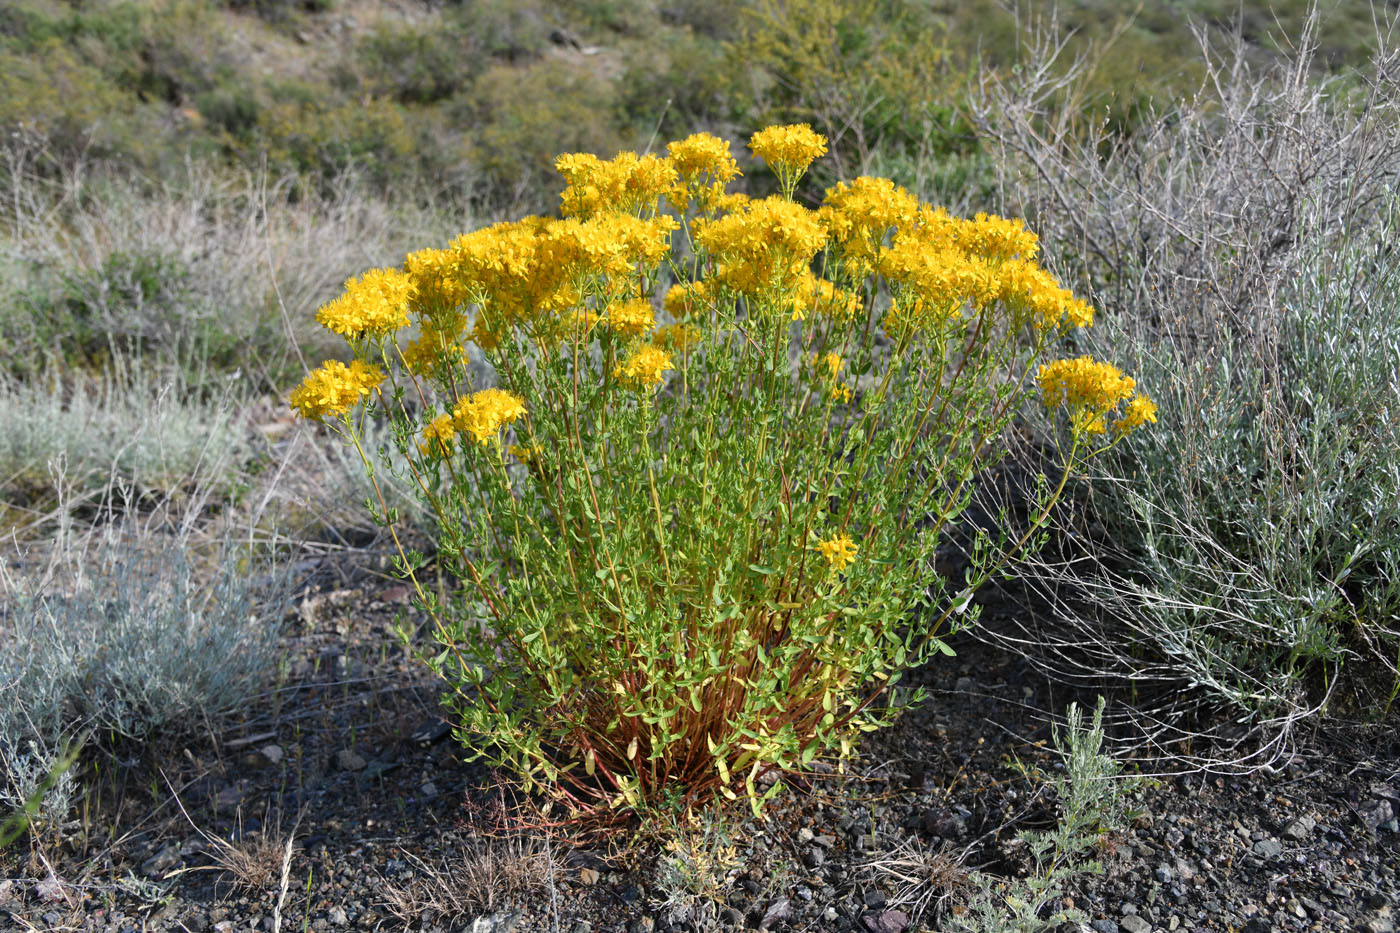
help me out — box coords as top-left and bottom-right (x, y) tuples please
(214, 784), (244, 812)
(470, 908), (522, 933)
(327, 907), (347, 926)
(797, 827), (814, 845)
(578, 867), (600, 885)
(1091, 921), (1119, 933)
(1120, 916), (1151, 933)
(720, 906), (743, 927)
(805, 847), (826, 869)
(922, 808), (966, 839)
(1366, 915), (1396, 933)
(409, 718), (452, 746)
(760, 898), (791, 928)
(1281, 815), (1315, 840)
(1242, 919), (1271, 933)
(1154, 864), (1172, 883)
(335, 749), (367, 772)
(419, 781), (439, 798)
(259, 744), (285, 765)
(1360, 799), (1395, 834)
(142, 843), (181, 879)
(955, 676), (975, 693)
(863, 910), (910, 933)
(1252, 838), (1284, 859)
(628, 919), (654, 933)
(35, 872), (66, 904)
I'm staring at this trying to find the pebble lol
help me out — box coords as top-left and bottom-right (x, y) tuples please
(1281, 815), (1315, 840)
(1091, 920), (1119, 933)
(1361, 799), (1394, 833)
(1120, 916), (1151, 933)
(1252, 838), (1284, 859)
(469, 908), (522, 933)
(863, 910), (909, 933)
(335, 749), (366, 772)
(760, 897), (791, 928)
(259, 744), (285, 765)
(327, 907), (347, 926)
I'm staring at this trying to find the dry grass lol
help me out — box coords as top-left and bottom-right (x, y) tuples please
(380, 835), (557, 925)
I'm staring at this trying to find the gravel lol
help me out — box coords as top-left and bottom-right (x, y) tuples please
(3, 558), (1398, 933)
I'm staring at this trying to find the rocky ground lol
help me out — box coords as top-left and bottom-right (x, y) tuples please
(2, 556), (1398, 933)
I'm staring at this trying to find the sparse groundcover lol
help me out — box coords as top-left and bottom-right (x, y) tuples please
(971, 12), (1400, 752)
(0, 528), (285, 833)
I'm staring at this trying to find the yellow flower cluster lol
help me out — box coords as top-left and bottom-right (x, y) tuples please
(664, 281), (709, 319)
(819, 176), (920, 272)
(666, 132), (741, 214)
(953, 212), (1040, 262)
(792, 276), (862, 321)
(818, 352), (842, 378)
(997, 259), (1094, 332)
(615, 344), (674, 391)
(692, 196), (828, 297)
(817, 533), (858, 571)
(656, 322), (701, 353)
(605, 298), (656, 338)
(1038, 357), (1153, 436)
(556, 151), (679, 218)
(420, 413), (456, 456)
(289, 359), (384, 420)
(867, 204), (1095, 336)
(1117, 395), (1159, 434)
(452, 388), (527, 445)
(314, 268), (413, 340)
(404, 246), (470, 318)
(749, 124), (827, 185)
(508, 443), (544, 464)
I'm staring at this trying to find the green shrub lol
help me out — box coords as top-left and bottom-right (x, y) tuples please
(460, 59), (626, 211)
(348, 23), (477, 105)
(291, 128), (1151, 821)
(735, 0), (980, 187)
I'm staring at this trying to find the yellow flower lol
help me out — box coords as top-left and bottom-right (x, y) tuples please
(400, 321), (468, 374)
(314, 268), (413, 340)
(692, 196), (827, 297)
(419, 413), (457, 456)
(556, 151), (678, 217)
(605, 298), (656, 339)
(289, 359), (384, 420)
(664, 281), (709, 319)
(666, 132), (741, 213)
(749, 124), (827, 188)
(656, 322), (701, 353)
(820, 176), (919, 267)
(954, 212), (1040, 262)
(817, 533), (858, 571)
(452, 388), (527, 444)
(508, 443), (544, 464)
(832, 383), (853, 404)
(1116, 394), (1159, 435)
(1038, 357), (1138, 438)
(814, 351), (842, 378)
(615, 344), (674, 391)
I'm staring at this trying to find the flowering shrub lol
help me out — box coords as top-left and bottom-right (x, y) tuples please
(291, 125), (1152, 819)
